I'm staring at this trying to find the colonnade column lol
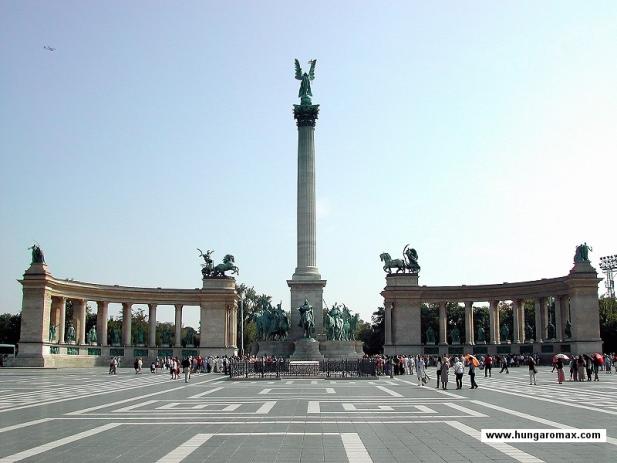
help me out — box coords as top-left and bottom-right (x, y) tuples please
(512, 300), (521, 343)
(148, 304), (157, 347)
(73, 299), (87, 345)
(96, 301), (108, 347)
(542, 298), (549, 340)
(174, 304), (183, 348)
(534, 298), (543, 342)
(384, 303), (392, 345)
(199, 303), (207, 347)
(519, 301), (526, 343)
(57, 297), (66, 344)
(464, 301), (474, 345)
(559, 296), (569, 340)
(488, 300), (497, 344)
(439, 302), (448, 345)
(122, 302), (132, 346)
(553, 296), (562, 341)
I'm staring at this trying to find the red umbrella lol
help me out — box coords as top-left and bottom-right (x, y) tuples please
(594, 353), (605, 365)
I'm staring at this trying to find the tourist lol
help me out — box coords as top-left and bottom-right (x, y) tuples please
(584, 355), (592, 381)
(593, 356), (600, 381)
(528, 356), (537, 385)
(416, 355), (426, 386)
(556, 357), (565, 384)
(182, 357), (191, 383)
(109, 357), (115, 375)
(577, 355), (586, 382)
(569, 357), (577, 381)
(435, 356), (442, 388)
(454, 357), (464, 389)
(484, 355), (493, 378)
(150, 362), (156, 373)
(499, 355), (509, 374)
(440, 357), (449, 390)
(468, 359), (478, 389)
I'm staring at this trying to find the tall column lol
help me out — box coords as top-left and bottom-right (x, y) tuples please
(494, 302), (501, 344)
(519, 302), (526, 342)
(553, 296), (562, 341)
(439, 302), (448, 345)
(72, 299), (87, 345)
(122, 302), (132, 346)
(148, 303), (157, 347)
(96, 301), (109, 346)
(384, 303), (392, 345)
(57, 297), (66, 344)
(559, 296), (569, 340)
(199, 303), (207, 347)
(464, 301), (474, 345)
(534, 298), (543, 342)
(50, 297), (64, 343)
(174, 304), (183, 348)
(512, 300), (521, 343)
(489, 300), (498, 344)
(542, 298), (549, 340)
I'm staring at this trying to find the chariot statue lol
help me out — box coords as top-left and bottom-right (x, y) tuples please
(295, 59), (317, 105)
(211, 254), (239, 278)
(297, 299), (315, 338)
(28, 243), (45, 264)
(380, 244), (421, 274)
(198, 248), (215, 278)
(574, 243), (592, 263)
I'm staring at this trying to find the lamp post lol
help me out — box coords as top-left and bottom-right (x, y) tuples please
(599, 255), (617, 298)
(240, 297), (244, 357)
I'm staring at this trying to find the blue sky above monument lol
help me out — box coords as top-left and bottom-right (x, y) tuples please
(0, 2), (616, 326)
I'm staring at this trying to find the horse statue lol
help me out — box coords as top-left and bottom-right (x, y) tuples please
(380, 252), (406, 274)
(211, 254), (239, 277)
(403, 244), (421, 273)
(298, 299), (315, 338)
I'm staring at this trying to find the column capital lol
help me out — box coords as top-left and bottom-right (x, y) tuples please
(148, 303), (157, 309)
(293, 104), (319, 127)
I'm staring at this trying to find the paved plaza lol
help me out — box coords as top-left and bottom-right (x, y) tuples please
(0, 366), (615, 462)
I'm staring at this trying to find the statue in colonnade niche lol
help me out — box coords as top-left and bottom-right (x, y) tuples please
(547, 321), (556, 340)
(450, 325), (461, 344)
(565, 319), (572, 339)
(160, 328), (172, 347)
(425, 325), (436, 345)
(111, 327), (121, 346)
(28, 243), (45, 264)
(476, 325), (485, 343)
(49, 324), (56, 342)
(525, 323), (534, 341)
(134, 325), (145, 345)
(87, 326), (97, 345)
(500, 323), (510, 342)
(66, 322), (76, 343)
(574, 243), (592, 263)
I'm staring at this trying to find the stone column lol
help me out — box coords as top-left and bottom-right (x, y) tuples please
(553, 296), (562, 342)
(72, 299), (87, 345)
(148, 303), (157, 347)
(174, 304), (183, 347)
(519, 302), (526, 342)
(464, 301), (474, 345)
(439, 302), (448, 345)
(122, 302), (132, 346)
(384, 303), (392, 345)
(542, 298), (549, 340)
(494, 302), (501, 344)
(512, 300), (521, 343)
(50, 297), (64, 343)
(559, 296), (569, 341)
(56, 297), (66, 344)
(488, 300), (498, 344)
(199, 303), (207, 347)
(534, 298), (543, 342)
(96, 301), (108, 346)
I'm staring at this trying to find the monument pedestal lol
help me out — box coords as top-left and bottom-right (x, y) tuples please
(257, 341), (295, 357)
(287, 278), (327, 340)
(290, 338), (324, 361)
(319, 340), (362, 359)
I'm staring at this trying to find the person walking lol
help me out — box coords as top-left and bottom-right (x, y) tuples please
(182, 357), (191, 383)
(499, 355), (509, 374)
(469, 359), (478, 389)
(435, 357), (442, 388)
(556, 358), (565, 384)
(528, 356), (537, 385)
(440, 357), (449, 390)
(484, 355), (493, 378)
(577, 355), (586, 382)
(454, 357), (464, 389)
(416, 355), (426, 386)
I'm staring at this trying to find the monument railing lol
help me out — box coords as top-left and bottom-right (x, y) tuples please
(229, 358), (377, 379)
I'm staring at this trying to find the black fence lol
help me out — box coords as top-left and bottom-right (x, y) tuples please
(229, 358), (377, 379)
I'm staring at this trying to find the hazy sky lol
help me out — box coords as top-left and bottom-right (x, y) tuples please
(1, 2), (616, 328)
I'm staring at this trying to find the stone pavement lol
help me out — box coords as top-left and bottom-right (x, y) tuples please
(0, 366), (615, 462)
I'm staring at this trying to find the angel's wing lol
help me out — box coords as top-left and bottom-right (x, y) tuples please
(294, 59), (302, 80)
(308, 59), (316, 80)
(197, 248), (204, 256)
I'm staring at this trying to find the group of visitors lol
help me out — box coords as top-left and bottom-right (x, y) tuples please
(565, 353), (616, 382)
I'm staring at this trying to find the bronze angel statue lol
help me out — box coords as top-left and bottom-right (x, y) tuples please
(295, 59), (317, 105)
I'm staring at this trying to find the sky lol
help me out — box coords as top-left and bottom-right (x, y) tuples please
(1, 2), (616, 328)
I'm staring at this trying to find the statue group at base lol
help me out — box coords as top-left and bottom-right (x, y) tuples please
(323, 303), (359, 341)
(254, 302), (289, 341)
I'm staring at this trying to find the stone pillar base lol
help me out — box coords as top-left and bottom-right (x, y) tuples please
(290, 338), (324, 361)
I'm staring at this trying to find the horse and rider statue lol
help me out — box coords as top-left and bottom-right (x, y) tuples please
(323, 302), (359, 341)
(254, 302), (290, 341)
(380, 244), (421, 274)
(298, 299), (315, 338)
(198, 248), (239, 278)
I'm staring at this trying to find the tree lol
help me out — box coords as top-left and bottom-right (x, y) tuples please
(361, 307), (384, 355)
(0, 313), (21, 345)
(599, 297), (617, 353)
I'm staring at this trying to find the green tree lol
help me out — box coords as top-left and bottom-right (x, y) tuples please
(0, 313), (21, 345)
(599, 297), (617, 353)
(361, 307), (384, 355)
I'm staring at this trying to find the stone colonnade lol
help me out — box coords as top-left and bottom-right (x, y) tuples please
(17, 263), (238, 367)
(382, 260), (602, 356)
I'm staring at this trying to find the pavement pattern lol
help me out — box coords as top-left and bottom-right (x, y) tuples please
(0, 365), (615, 462)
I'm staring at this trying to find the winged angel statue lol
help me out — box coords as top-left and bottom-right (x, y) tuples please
(295, 59), (317, 105)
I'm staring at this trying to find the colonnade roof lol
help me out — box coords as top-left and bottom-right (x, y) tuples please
(381, 274), (574, 302)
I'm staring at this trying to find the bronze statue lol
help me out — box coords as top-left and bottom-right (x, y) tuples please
(211, 254), (239, 278)
(66, 322), (76, 343)
(28, 243), (45, 264)
(198, 248), (215, 277)
(297, 299), (314, 338)
(450, 325), (461, 344)
(295, 59), (316, 105)
(500, 323), (510, 342)
(380, 253), (406, 274)
(525, 323), (533, 341)
(565, 319), (572, 338)
(426, 325), (436, 344)
(403, 244), (421, 273)
(574, 243), (592, 263)
(476, 325), (485, 343)
(547, 321), (556, 339)
(49, 324), (56, 342)
(381, 245), (421, 274)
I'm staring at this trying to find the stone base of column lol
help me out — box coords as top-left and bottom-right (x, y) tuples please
(287, 278), (327, 341)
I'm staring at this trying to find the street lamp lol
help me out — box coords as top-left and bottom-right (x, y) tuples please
(240, 296), (244, 357)
(599, 255), (617, 298)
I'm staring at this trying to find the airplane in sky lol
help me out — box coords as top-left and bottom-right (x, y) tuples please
(43, 44), (55, 52)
